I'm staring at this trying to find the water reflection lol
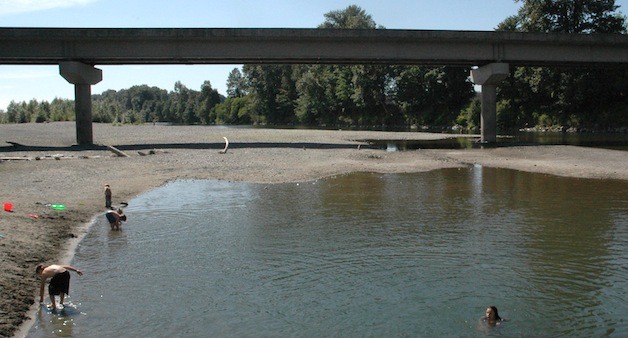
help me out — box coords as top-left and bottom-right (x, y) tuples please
(27, 169), (627, 337)
(365, 132), (628, 150)
(33, 302), (81, 337)
(515, 174), (626, 334)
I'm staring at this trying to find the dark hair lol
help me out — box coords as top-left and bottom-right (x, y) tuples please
(35, 264), (44, 274)
(120, 215), (127, 221)
(490, 306), (501, 321)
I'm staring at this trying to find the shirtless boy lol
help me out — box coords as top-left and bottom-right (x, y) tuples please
(105, 208), (127, 230)
(36, 264), (83, 309)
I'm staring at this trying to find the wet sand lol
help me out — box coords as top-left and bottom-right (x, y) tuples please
(1, 122), (626, 337)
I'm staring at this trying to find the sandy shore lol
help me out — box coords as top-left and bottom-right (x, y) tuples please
(1, 122), (626, 337)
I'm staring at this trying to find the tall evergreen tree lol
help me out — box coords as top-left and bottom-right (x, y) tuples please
(242, 64), (297, 125)
(226, 68), (248, 98)
(316, 5), (392, 126)
(198, 81), (222, 124)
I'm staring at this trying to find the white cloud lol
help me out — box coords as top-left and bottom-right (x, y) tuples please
(0, 0), (97, 16)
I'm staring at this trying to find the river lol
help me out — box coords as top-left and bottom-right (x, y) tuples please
(27, 167), (627, 337)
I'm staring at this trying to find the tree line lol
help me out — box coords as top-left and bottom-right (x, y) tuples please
(1, 1), (626, 132)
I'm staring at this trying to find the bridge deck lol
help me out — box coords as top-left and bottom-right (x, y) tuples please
(1, 28), (627, 66)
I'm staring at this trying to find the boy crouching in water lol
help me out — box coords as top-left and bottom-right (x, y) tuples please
(36, 264), (83, 310)
(105, 208), (127, 230)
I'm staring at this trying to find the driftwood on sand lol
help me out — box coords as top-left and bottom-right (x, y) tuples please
(219, 137), (229, 154)
(106, 145), (130, 157)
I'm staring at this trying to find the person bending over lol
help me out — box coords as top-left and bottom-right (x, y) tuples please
(36, 264), (83, 309)
(106, 208), (127, 230)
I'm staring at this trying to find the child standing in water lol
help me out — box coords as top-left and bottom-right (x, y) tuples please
(104, 184), (112, 209)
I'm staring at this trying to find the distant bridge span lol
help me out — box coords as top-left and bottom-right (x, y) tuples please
(2, 28), (628, 66)
(1, 28), (627, 144)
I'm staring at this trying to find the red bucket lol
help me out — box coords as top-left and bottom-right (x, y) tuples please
(3, 202), (13, 212)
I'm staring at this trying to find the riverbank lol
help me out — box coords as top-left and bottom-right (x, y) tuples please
(1, 122), (627, 337)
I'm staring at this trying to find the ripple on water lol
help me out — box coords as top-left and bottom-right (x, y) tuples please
(27, 173), (628, 338)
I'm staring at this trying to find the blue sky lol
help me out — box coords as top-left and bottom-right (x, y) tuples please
(0, 0), (626, 110)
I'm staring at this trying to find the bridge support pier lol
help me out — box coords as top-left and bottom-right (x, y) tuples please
(59, 62), (102, 145)
(470, 63), (509, 143)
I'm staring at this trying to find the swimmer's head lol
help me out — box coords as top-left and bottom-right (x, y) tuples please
(35, 264), (44, 275)
(120, 215), (127, 221)
(485, 306), (501, 321)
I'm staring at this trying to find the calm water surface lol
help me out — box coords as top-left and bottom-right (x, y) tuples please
(28, 167), (627, 337)
(367, 132), (628, 151)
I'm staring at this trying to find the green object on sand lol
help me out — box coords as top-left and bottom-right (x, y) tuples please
(50, 204), (66, 210)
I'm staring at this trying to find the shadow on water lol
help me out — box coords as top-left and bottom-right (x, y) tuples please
(364, 137), (482, 151)
(363, 132), (628, 151)
(362, 136), (537, 150)
(512, 131), (628, 150)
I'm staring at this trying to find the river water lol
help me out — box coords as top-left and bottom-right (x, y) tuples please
(28, 167), (627, 337)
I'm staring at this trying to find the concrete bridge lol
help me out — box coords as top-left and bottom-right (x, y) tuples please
(2, 28), (627, 144)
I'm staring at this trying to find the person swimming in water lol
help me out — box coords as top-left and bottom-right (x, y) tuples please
(482, 306), (503, 325)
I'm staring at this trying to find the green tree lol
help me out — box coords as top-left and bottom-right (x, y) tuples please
(456, 94), (482, 132)
(214, 95), (253, 124)
(393, 66), (474, 127)
(35, 101), (50, 123)
(49, 98), (74, 121)
(497, 0), (627, 130)
(333, 66), (358, 124)
(295, 65), (337, 125)
(316, 5), (393, 126)
(93, 89), (123, 123)
(226, 68), (247, 98)
(170, 81), (199, 124)
(319, 5), (378, 29)
(5, 101), (19, 123)
(513, 0), (625, 33)
(243, 64), (297, 125)
(350, 64), (394, 125)
(198, 81), (222, 124)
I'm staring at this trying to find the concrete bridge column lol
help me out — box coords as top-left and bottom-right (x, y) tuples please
(470, 63), (509, 143)
(59, 62), (102, 145)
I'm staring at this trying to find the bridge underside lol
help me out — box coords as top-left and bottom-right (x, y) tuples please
(62, 61), (510, 145)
